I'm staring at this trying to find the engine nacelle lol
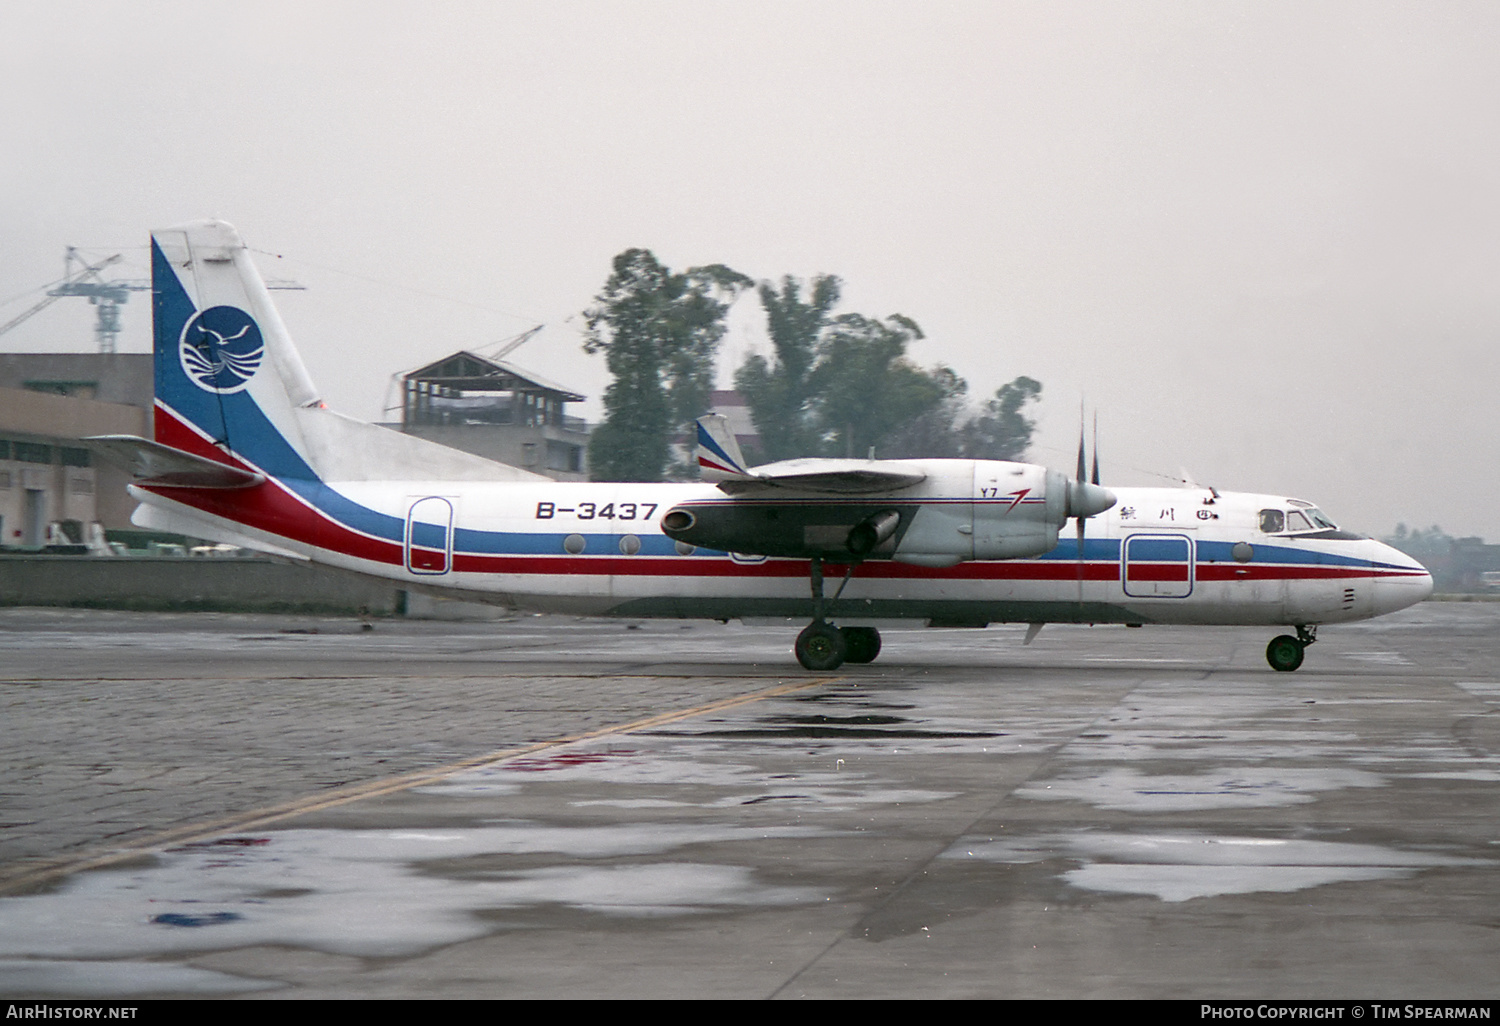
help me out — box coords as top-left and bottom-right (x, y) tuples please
(660, 501), (916, 560)
(893, 463), (1065, 566)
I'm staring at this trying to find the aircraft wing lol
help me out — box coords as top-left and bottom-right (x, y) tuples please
(85, 435), (265, 489)
(715, 458), (926, 495)
(694, 415), (925, 495)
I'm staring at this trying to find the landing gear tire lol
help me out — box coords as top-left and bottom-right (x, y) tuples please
(842, 626), (882, 664)
(1266, 635), (1305, 672)
(795, 622), (848, 671)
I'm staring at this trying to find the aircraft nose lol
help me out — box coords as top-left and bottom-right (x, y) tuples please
(1370, 543), (1433, 616)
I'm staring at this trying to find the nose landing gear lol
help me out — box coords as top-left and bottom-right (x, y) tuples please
(1266, 625), (1317, 672)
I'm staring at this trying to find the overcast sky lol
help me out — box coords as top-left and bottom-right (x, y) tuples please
(2, 1), (1496, 538)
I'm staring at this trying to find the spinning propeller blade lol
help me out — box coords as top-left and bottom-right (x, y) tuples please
(1069, 408), (1116, 598)
(1091, 413), (1100, 486)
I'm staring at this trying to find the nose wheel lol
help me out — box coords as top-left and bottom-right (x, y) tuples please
(1266, 625), (1316, 672)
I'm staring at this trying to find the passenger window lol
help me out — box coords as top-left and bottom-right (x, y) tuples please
(1259, 509), (1284, 533)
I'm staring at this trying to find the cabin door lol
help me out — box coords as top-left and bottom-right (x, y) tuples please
(405, 496), (454, 575)
(1122, 533), (1194, 598)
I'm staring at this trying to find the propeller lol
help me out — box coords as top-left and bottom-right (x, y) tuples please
(1067, 410), (1116, 601)
(1076, 416), (1088, 557)
(1065, 413), (1115, 527)
(1091, 413), (1100, 486)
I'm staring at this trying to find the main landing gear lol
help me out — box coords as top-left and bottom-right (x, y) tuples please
(794, 622), (883, 671)
(1266, 625), (1316, 672)
(793, 557), (882, 671)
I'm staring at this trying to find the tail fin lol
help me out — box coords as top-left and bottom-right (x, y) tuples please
(151, 220), (543, 483)
(694, 414), (752, 481)
(152, 220), (330, 482)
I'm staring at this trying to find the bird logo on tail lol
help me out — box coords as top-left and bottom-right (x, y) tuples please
(178, 306), (265, 394)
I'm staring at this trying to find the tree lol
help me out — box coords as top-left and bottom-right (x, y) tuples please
(732, 274), (842, 463)
(1384, 524), (1454, 562)
(865, 363), (970, 459)
(583, 249), (751, 481)
(962, 376), (1042, 461)
(807, 313), (952, 458)
(733, 274), (1044, 463)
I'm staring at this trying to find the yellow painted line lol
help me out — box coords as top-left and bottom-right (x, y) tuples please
(0, 675), (838, 895)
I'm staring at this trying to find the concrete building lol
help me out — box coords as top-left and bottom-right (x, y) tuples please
(0, 353), (153, 408)
(0, 385), (148, 544)
(0, 354), (153, 542)
(398, 350), (589, 481)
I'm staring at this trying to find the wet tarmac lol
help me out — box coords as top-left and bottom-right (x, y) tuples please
(0, 603), (1497, 998)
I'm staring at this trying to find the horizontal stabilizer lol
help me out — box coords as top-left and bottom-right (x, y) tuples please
(86, 435), (264, 489)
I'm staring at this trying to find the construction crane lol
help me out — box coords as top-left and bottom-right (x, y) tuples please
(1, 247), (304, 353)
(0, 250), (126, 349)
(49, 248), (141, 353)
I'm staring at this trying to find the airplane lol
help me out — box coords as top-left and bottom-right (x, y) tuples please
(90, 220), (1433, 674)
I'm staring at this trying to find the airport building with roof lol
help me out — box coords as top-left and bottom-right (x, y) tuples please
(396, 349), (590, 481)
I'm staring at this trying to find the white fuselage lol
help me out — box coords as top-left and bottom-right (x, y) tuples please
(133, 471), (1433, 629)
(130, 218), (1434, 677)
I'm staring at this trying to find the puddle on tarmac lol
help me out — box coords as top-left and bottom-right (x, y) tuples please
(1457, 682), (1500, 701)
(948, 831), (1489, 902)
(1016, 765), (1385, 812)
(1407, 769), (1500, 781)
(664, 711), (1005, 741)
(1342, 651), (1414, 666)
(1039, 684), (1495, 773)
(1063, 729), (1360, 764)
(417, 746), (773, 794)
(632, 681), (1052, 748)
(418, 741), (957, 811)
(0, 822), (830, 966)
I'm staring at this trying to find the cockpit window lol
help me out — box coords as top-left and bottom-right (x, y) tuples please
(1260, 506), (1341, 534)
